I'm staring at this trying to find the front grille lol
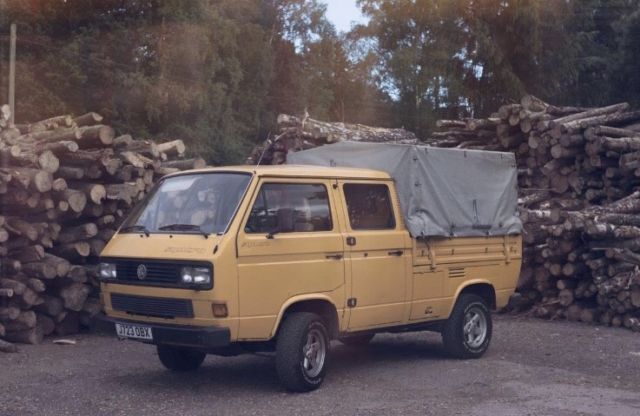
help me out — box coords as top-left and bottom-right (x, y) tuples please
(115, 260), (182, 285)
(111, 293), (194, 318)
(103, 258), (213, 289)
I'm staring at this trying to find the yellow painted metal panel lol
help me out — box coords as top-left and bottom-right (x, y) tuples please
(100, 167), (523, 344)
(337, 179), (410, 330)
(166, 165), (393, 181)
(409, 270), (445, 320)
(235, 177), (346, 340)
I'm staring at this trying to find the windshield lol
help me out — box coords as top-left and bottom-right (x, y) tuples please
(121, 173), (251, 235)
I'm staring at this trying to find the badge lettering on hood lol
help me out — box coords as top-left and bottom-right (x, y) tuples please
(241, 241), (271, 248)
(163, 247), (206, 254)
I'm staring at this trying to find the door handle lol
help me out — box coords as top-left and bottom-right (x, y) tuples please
(388, 250), (403, 256)
(326, 254), (344, 260)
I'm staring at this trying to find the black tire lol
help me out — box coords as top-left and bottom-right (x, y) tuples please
(275, 312), (330, 392)
(157, 345), (206, 372)
(442, 294), (492, 359)
(339, 333), (374, 346)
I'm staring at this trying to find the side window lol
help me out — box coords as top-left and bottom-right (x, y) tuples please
(245, 183), (332, 234)
(343, 183), (396, 230)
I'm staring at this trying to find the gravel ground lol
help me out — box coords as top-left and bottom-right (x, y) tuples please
(1, 315), (640, 416)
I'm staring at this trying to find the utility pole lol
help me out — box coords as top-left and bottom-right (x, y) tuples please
(8, 23), (16, 124)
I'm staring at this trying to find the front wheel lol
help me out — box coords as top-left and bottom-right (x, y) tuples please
(442, 294), (492, 359)
(275, 312), (330, 392)
(157, 345), (206, 372)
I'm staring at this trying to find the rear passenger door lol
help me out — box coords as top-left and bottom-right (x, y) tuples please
(339, 181), (408, 330)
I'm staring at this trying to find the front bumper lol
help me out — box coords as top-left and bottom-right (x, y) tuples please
(100, 314), (231, 350)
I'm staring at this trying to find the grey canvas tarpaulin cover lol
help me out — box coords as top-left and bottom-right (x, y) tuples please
(287, 142), (522, 238)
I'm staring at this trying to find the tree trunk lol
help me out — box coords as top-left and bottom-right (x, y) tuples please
(58, 283), (91, 312)
(73, 112), (103, 127)
(4, 326), (44, 345)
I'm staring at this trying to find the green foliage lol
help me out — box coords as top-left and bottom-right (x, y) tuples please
(0, 0), (349, 164)
(461, 0), (581, 110)
(356, 0), (591, 132)
(353, 0), (640, 126)
(616, 8), (640, 107)
(1, 0), (640, 157)
(357, 0), (466, 136)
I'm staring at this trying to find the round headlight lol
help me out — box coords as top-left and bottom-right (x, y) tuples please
(181, 267), (194, 283)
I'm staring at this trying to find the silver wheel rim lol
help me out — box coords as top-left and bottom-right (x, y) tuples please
(302, 328), (326, 378)
(464, 306), (487, 349)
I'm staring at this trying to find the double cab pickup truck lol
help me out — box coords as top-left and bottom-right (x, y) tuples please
(100, 144), (522, 392)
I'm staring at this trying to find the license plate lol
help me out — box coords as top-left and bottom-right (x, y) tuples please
(115, 322), (153, 341)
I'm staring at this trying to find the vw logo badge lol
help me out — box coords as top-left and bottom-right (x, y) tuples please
(136, 264), (147, 280)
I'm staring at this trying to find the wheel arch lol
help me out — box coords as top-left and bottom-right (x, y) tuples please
(271, 295), (340, 339)
(451, 280), (497, 313)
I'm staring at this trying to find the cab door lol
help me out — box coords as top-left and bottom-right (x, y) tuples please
(236, 179), (345, 340)
(339, 180), (408, 330)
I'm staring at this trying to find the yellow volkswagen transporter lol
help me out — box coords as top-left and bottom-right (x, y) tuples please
(100, 143), (522, 392)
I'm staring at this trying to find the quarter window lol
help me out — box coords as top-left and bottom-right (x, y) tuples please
(245, 183), (332, 234)
(343, 184), (396, 230)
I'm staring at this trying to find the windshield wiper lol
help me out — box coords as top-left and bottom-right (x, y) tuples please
(120, 224), (150, 237)
(158, 224), (209, 239)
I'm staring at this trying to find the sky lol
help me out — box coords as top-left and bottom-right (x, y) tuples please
(322, 0), (367, 32)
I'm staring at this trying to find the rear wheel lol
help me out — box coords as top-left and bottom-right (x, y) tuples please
(442, 294), (492, 359)
(275, 312), (329, 392)
(339, 333), (374, 346)
(157, 346), (206, 372)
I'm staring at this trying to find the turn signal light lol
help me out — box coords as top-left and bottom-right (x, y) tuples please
(211, 302), (228, 318)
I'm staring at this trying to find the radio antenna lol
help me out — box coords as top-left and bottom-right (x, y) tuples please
(256, 132), (272, 167)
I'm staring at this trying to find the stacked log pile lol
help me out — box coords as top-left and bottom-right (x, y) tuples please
(254, 99), (640, 332)
(0, 104), (204, 351)
(246, 113), (418, 164)
(431, 96), (640, 331)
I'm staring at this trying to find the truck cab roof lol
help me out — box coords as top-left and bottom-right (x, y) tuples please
(168, 165), (393, 180)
